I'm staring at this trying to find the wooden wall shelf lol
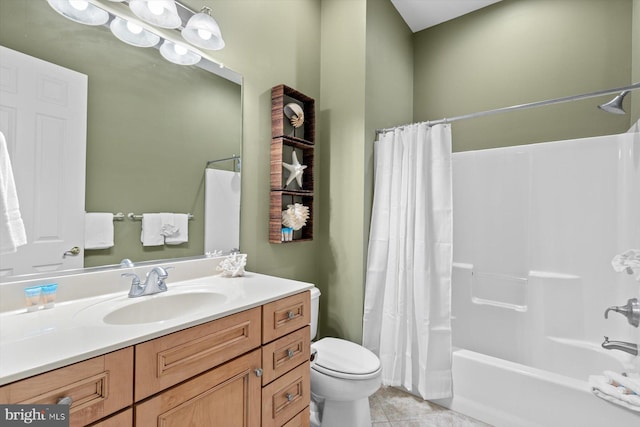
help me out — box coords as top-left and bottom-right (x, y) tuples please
(270, 85), (315, 244)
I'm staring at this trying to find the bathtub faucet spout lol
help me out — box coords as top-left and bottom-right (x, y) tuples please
(601, 336), (638, 356)
(604, 298), (640, 327)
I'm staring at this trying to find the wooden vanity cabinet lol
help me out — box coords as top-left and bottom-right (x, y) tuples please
(0, 347), (133, 427)
(0, 290), (312, 427)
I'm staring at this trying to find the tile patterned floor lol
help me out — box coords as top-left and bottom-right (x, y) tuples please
(369, 386), (492, 427)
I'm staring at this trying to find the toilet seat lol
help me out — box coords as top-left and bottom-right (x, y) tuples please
(311, 337), (381, 380)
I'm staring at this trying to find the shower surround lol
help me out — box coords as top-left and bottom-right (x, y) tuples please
(435, 131), (640, 426)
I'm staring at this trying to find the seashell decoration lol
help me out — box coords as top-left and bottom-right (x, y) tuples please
(284, 103), (305, 128)
(282, 203), (310, 231)
(216, 253), (247, 277)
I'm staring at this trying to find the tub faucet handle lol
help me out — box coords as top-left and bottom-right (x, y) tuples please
(604, 298), (640, 327)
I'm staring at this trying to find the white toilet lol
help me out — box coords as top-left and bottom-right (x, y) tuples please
(309, 287), (382, 427)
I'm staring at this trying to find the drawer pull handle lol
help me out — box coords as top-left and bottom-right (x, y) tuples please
(254, 368), (263, 377)
(286, 349), (295, 358)
(287, 311), (295, 320)
(57, 396), (73, 406)
(286, 393), (294, 402)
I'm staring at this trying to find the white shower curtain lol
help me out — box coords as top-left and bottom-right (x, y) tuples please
(363, 123), (453, 400)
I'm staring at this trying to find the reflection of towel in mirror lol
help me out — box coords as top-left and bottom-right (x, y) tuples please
(589, 373), (640, 412)
(84, 212), (114, 249)
(141, 213), (164, 246)
(0, 131), (27, 253)
(165, 213), (188, 245)
(159, 213), (178, 237)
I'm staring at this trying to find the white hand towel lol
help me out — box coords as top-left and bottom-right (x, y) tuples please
(141, 213), (164, 246)
(159, 212), (179, 237)
(84, 212), (114, 249)
(0, 131), (27, 253)
(165, 213), (188, 245)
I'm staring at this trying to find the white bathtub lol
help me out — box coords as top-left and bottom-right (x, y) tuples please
(448, 132), (640, 426)
(433, 348), (640, 427)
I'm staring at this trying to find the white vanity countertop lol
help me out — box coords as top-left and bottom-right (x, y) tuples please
(0, 271), (313, 386)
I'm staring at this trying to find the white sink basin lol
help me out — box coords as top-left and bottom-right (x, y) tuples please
(73, 289), (229, 326)
(102, 292), (227, 325)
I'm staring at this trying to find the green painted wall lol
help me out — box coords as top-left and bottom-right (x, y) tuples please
(316, 0), (413, 343)
(317, 0), (367, 342)
(633, 0), (640, 123)
(205, 0), (321, 287)
(413, 0), (634, 152)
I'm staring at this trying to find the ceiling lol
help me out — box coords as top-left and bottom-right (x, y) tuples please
(390, 0), (503, 32)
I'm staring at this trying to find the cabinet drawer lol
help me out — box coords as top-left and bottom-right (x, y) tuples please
(262, 291), (310, 344)
(135, 349), (262, 427)
(261, 362), (310, 427)
(282, 406), (310, 427)
(135, 307), (261, 400)
(262, 326), (310, 386)
(0, 347), (133, 427)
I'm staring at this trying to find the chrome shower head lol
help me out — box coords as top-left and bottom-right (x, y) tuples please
(598, 90), (629, 115)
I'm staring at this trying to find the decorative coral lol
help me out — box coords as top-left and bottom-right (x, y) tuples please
(282, 203), (309, 231)
(216, 253), (247, 277)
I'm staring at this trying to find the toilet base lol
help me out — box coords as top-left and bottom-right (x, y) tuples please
(311, 395), (372, 427)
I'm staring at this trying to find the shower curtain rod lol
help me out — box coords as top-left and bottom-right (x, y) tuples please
(375, 82), (640, 135)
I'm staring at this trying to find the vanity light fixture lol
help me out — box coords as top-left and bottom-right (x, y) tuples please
(46, 0), (109, 26)
(159, 40), (201, 65)
(181, 6), (225, 51)
(110, 16), (161, 47)
(129, 0), (181, 29)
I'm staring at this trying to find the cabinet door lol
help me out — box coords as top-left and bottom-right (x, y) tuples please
(135, 349), (262, 427)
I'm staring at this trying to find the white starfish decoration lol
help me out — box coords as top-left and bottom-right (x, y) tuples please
(282, 151), (307, 187)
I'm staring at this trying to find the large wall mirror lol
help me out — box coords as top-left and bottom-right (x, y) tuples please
(0, 0), (242, 280)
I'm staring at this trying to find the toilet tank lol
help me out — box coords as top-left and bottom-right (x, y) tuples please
(310, 287), (321, 340)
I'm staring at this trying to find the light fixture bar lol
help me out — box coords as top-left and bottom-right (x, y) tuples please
(84, 0), (241, 82)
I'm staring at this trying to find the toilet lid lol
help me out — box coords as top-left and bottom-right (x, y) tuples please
(312, 337), (381, 380)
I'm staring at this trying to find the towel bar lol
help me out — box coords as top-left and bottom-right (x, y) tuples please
(127, 213), (194, 221)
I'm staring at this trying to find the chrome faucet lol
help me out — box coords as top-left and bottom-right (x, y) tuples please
(122, 266), (172, 298)
(602, 336), (638, 356)
(604, 298), (640, 327)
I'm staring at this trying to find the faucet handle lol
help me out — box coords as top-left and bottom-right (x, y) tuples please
(604, 298), (640, 327)
(121, 272), (140, 285)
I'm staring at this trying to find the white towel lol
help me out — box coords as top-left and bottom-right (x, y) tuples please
(589, 374), (640, 411)
(205, 169), (240, 253)
(141, 213), (164, 246)
(605, 370), (640, 395)
(159, 212), (178, 238)
(165, 213), (189, 245)
(84, 212), (114, 249)
(0, 131), (27, 253)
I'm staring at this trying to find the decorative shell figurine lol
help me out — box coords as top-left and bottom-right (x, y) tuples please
(284, 103), (304, 128)
(216, 253), (247, 277)
(282, 203), (310, 230)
